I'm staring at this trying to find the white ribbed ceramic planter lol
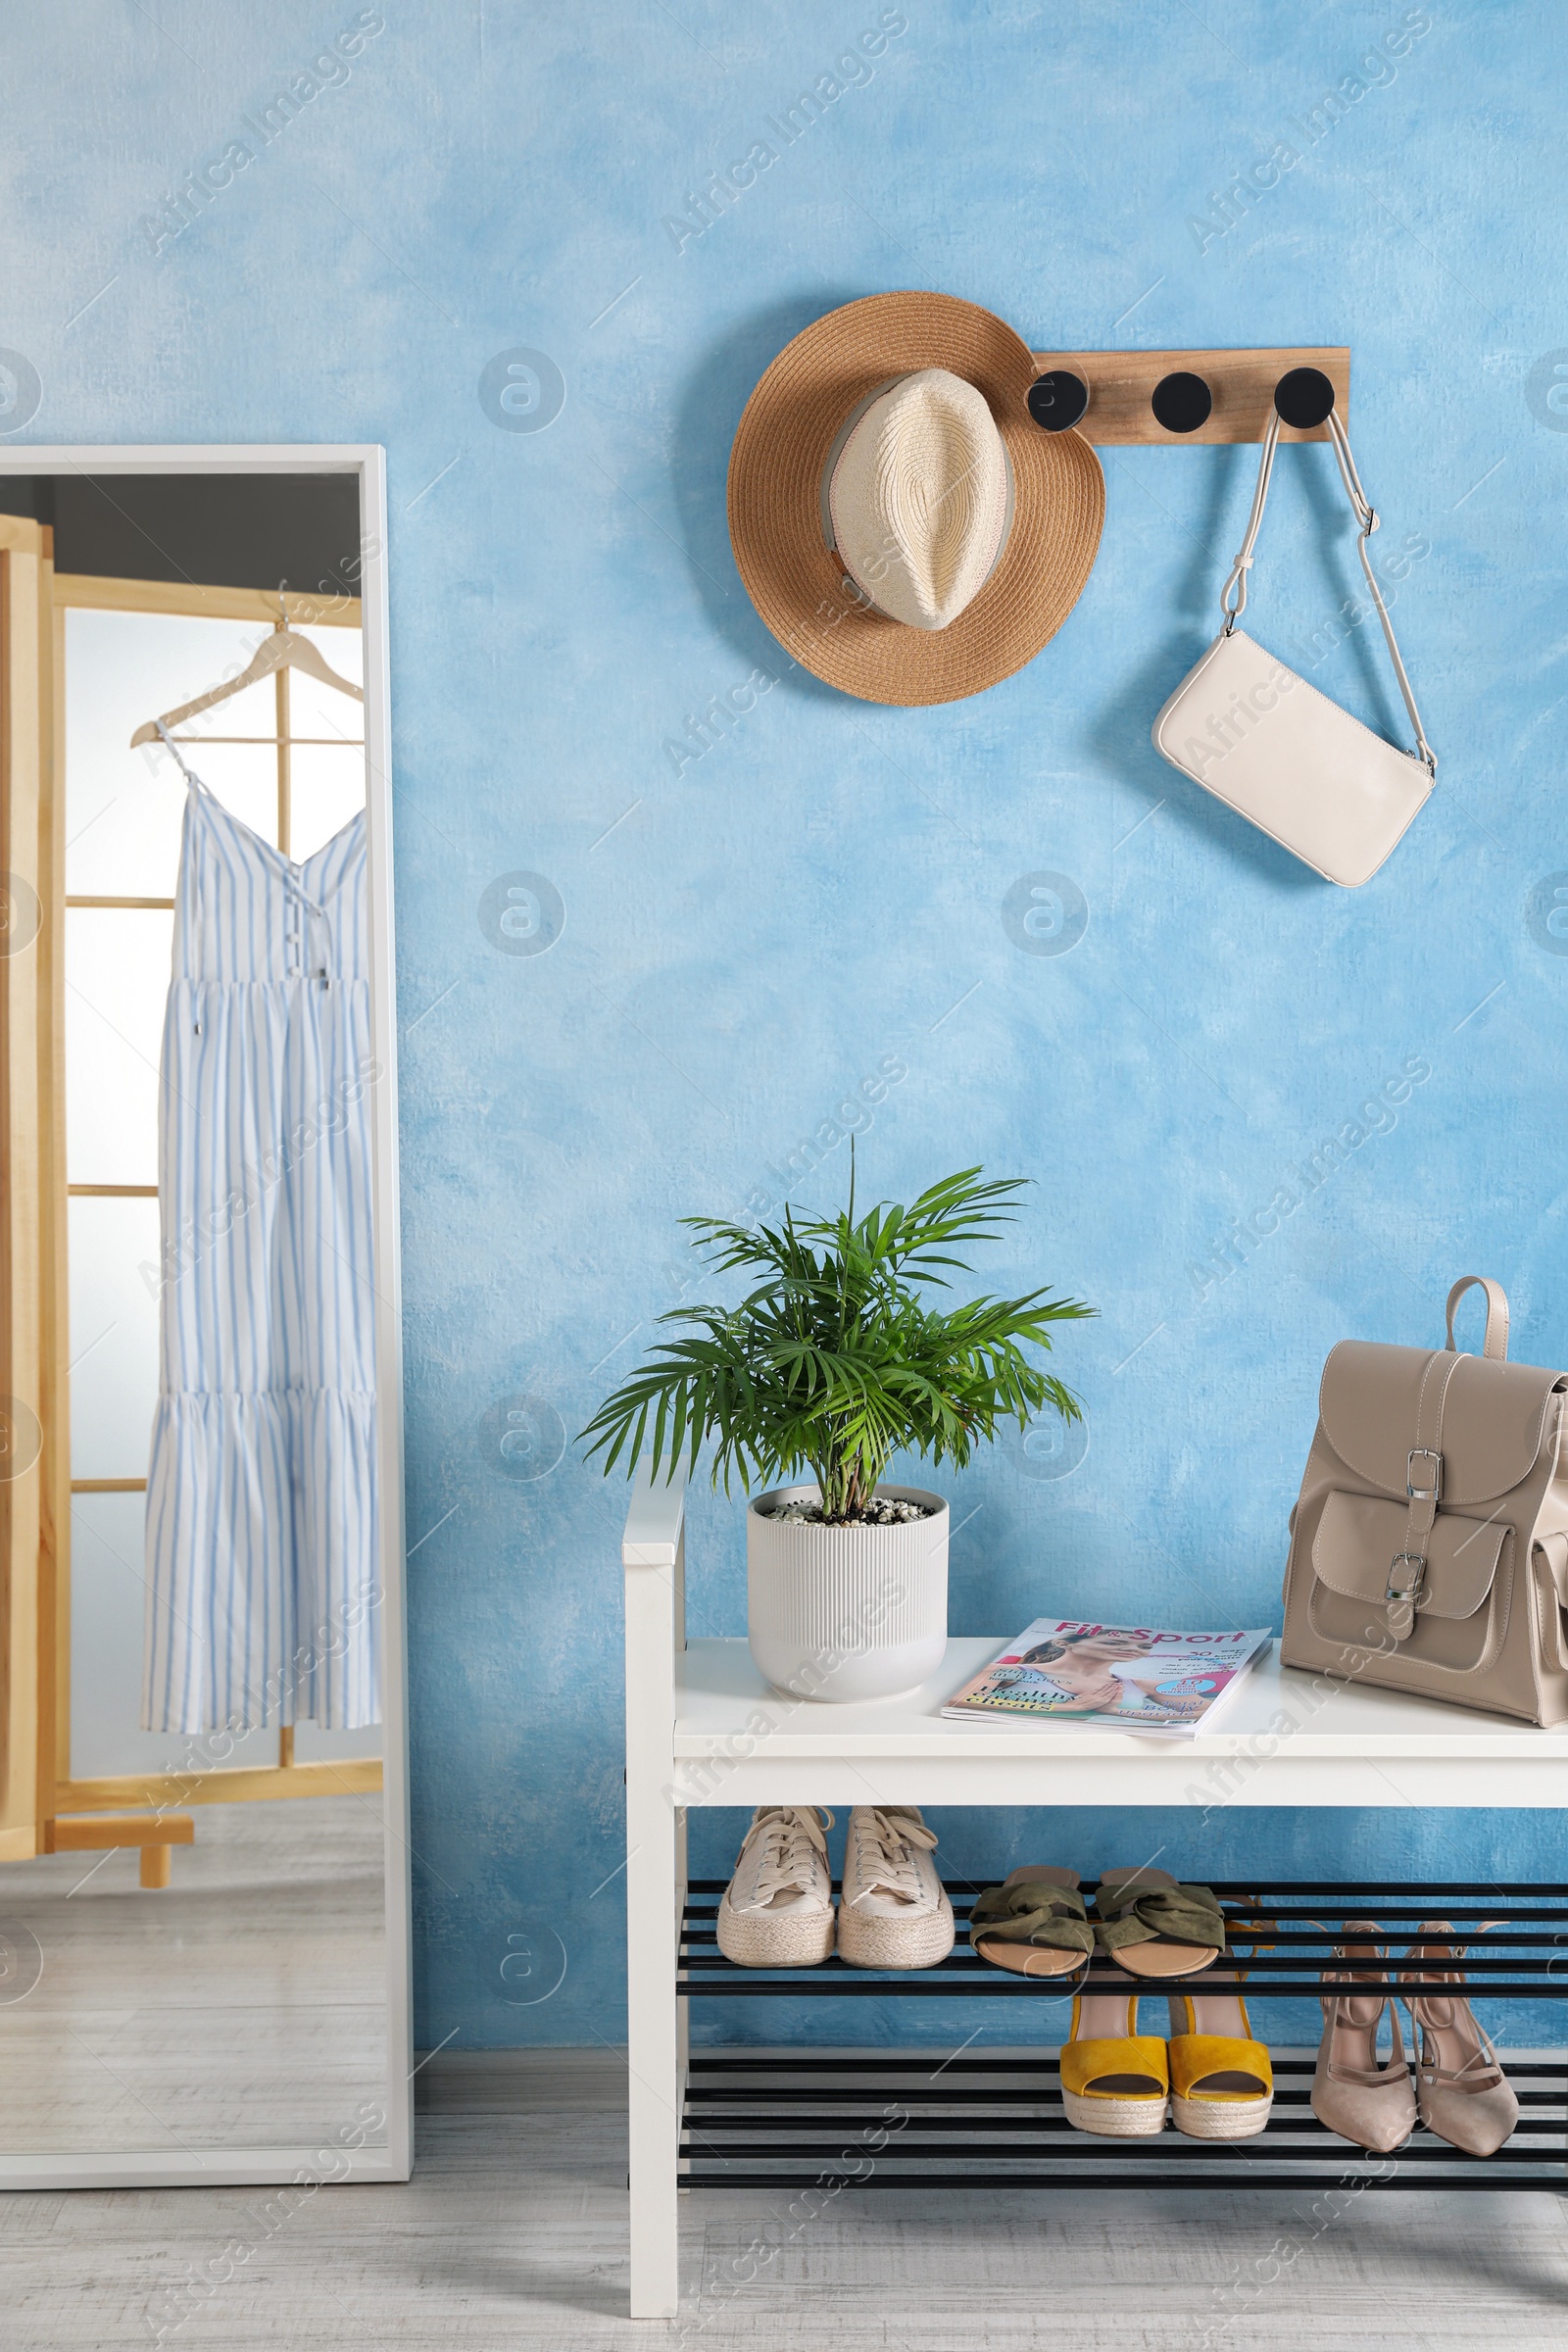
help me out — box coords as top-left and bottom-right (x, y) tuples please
(746, 1483), (949, 1703)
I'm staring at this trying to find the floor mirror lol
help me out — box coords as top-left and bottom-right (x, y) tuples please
(0, 446), (411, 2186)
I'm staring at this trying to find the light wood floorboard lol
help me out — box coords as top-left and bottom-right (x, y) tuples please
(4, 2050), (1568, 2346)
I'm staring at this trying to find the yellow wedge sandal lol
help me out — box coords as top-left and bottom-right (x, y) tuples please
(1166, 1990), (1274, 2140)
(1059, 1990), (1170, 2137)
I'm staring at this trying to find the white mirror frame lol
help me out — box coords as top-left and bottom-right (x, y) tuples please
(0, 444), (412, 2188)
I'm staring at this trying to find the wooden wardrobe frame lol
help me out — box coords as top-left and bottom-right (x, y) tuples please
(0, 512), (50, 1867)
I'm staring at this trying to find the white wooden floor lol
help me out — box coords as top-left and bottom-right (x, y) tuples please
(7, 2050), (1568, 2348)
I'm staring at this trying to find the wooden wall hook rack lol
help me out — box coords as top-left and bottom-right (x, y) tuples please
(1027, 346), (1350, 445)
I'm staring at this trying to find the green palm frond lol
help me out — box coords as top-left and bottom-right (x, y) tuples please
(580, 1157), (1094, 1514)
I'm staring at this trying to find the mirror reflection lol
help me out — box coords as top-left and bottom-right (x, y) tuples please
(0, 470), (391, 2159)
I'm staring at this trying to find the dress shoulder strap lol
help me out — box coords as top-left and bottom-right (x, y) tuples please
(155, 719), (211, 793)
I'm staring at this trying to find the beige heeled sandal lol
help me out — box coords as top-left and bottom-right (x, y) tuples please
(1400, 1921), (1519, 2158)
(1310, 1920), (1417, 2153)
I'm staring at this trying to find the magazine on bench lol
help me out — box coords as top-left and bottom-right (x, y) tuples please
(941, 1619), (1273, 1739)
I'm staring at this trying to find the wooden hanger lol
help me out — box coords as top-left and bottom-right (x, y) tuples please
(130, 611), (364, 748)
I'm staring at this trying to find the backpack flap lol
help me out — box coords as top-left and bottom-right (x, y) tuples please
(1310, 1491), (1507, 1670)
(1318, 1340), (1562, 1506)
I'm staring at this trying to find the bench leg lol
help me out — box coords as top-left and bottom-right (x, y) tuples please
(627, 1784), (681, 2317)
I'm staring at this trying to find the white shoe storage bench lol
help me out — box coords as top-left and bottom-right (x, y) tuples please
(622, 1472), (1568, 2319)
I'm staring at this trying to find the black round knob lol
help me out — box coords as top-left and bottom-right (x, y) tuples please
(1027, 369), (1089, 432)
(1151, 371), (1213, 435)
(1274, 366), (1336, 430)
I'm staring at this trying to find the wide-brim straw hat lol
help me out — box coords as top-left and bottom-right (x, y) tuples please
(727, 291), (1104, 708)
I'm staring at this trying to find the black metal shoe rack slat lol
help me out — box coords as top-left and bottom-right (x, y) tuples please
(678, 1879), (1568, 2191)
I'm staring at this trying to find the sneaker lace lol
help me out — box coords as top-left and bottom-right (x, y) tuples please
(846, 1806), (938, 1908)
(739, 1806), (835, 1911)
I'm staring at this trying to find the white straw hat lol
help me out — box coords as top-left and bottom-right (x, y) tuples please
(826, 368), (1012, 631)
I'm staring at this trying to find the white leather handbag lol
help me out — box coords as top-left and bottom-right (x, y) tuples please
(1152, 409), (1436, 889)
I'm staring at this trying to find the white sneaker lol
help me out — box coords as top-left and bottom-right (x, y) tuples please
(715, 1806), (836, 1967)
(838, 1805), (955, 1969)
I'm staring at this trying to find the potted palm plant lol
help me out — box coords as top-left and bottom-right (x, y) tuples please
(583, 1161), (1092, 1702)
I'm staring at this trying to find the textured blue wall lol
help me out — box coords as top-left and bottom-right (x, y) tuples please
(6, 1), (1567, 2052)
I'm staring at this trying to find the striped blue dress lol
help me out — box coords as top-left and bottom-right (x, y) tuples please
(142, 761), (380, 1733)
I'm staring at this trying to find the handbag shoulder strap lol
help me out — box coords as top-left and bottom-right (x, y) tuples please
(1219, 409), (1437, 778)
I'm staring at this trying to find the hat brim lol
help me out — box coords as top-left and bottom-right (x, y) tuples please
(727, 292), (1104, 709)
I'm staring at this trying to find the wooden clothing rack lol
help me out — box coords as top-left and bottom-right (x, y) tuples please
(1025, 344), (1350, 443)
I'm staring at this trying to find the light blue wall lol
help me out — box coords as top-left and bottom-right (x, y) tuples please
(6, 1), (1567, 2051)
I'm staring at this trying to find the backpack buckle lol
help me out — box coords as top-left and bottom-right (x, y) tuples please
(1387, 1551), (1427, 1606)
(1407, 1448), (1442, 1503)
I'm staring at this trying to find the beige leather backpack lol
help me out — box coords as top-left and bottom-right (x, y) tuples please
(1280, 1277), (1568, 1726)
